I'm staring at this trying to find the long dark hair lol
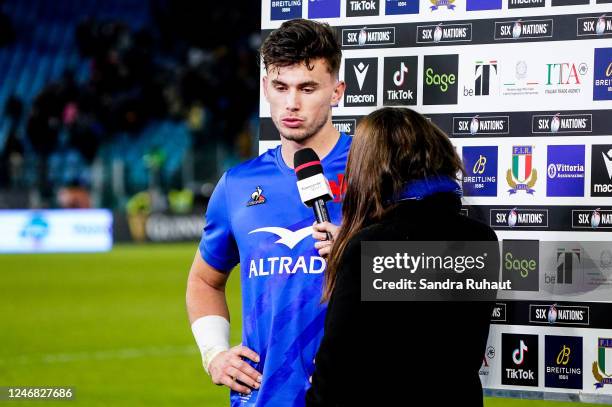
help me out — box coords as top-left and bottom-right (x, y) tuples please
(322, 107), (464, 301)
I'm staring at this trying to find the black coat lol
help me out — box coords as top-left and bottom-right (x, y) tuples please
(306, 192), (498, 407)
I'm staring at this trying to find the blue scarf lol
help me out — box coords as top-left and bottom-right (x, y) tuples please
(394, 175), (462, 202)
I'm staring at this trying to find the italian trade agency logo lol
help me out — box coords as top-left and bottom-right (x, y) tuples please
(344, 58), (378, 107)
(507, 146), (537, 195)
(502, 333), (539, 386)
(462, 146), (498, 196)
(383, 56), (417, 106)
(423, 54), (458, 105)
(594, 48), (612, 101)
(591, 145), (612, 196)
(546, 145), (585, 197)
(545, 335), (583, 390)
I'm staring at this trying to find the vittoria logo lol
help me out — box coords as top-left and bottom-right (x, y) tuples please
(502, 334), (539, 386)
(495, 19), (553, 40)
(342, 27), (395, 47)
(346, 0), (379, 16)
(545, 335), (583, 390)
(572, 208), (612, 229)
(531, 304), (589, 326)
(577, 15), (612, 36)
(385, 0), (419, 14)
(507, 146), (537, 195)
(508, 0), (545, 8)
(593, 338), (612, 389)
(532, 113), (592, 134)
(247, 186), (267, 206)
(416, 23), (472, 44)
(546, 145), (585, 197)
(271, 0), (302, 20)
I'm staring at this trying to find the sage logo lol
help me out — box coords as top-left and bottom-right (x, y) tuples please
(423, 54), (458, 105)
(591, 145), (612, 196)
(502, 334), (539, 386)
(501, 239), (539, 291)
(383, 56), (417, 106)
(344, 58), (377, 107)
(346, 0), (379, 16)
(545, 335), (583, 390)
(271, 0), (302, 20)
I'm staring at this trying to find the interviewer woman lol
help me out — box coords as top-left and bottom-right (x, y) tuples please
(306, 107), (498, 407)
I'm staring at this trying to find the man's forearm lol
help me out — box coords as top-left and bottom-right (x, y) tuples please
(186, 272), (230, 323)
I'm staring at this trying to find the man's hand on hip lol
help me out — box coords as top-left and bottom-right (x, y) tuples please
(208, 345), (262, 395)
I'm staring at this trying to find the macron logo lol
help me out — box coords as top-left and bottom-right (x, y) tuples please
(354, 62), (369, 91)
(248, 226), (313, 249)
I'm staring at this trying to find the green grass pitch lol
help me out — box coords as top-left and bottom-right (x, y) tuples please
(0, 243), (603, 406)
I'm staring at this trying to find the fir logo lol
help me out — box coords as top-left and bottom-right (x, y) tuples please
(593, 338), (612, 389)
(507, 146), (537, 195)
(247, 186), (266, 207)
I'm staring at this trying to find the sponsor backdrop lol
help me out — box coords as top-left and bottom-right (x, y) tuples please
(261, 0), (612, 402)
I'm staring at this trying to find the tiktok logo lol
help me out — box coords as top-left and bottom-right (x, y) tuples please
(513, 340), (528, 365)
(393, 62), (409, 86)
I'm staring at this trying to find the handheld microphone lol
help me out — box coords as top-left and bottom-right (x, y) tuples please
(293, 148), (334, 241)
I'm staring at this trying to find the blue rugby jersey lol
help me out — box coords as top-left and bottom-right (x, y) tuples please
(199, 133), (351, 407)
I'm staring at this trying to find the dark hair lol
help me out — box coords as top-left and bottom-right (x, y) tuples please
(322, 107), (465, 301)
(260, 19), (341, 75)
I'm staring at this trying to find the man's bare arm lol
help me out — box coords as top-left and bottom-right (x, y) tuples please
(186, 250), (262, 394)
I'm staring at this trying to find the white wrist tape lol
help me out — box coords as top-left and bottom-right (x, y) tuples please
(191, 315), (230, 375)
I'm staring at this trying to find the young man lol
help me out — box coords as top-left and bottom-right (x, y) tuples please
(186, 19), (348, 406)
